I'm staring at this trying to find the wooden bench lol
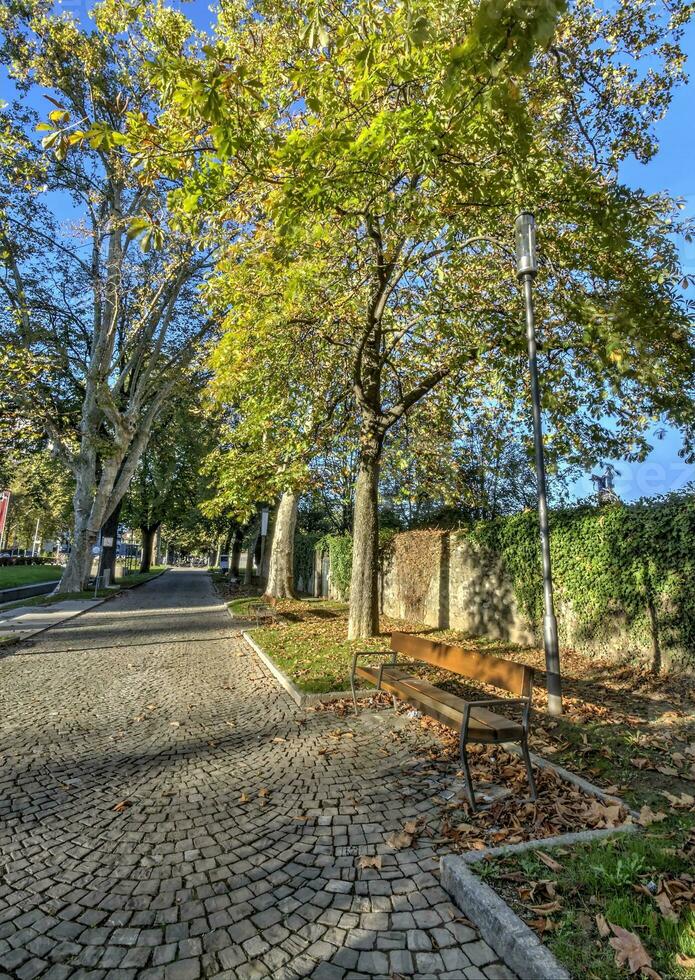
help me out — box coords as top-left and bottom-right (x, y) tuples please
(350, 631), (536, 810)
(248, 601), (279, 626)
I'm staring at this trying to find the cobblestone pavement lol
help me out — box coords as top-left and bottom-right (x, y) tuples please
(0, 570), (515, 980)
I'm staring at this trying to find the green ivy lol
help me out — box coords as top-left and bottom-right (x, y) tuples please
(469, 491), (695, 666)
(315, 533), (353, 600)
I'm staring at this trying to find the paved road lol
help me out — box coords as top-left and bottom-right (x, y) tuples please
(0, 570), (512, 979)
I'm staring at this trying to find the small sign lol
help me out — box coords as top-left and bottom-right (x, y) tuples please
(102, 536), (114, 547)
(261, 507), (269, 536)
(91, 545), (101, 555)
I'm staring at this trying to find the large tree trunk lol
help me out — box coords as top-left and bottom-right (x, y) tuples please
(265, 491), (299, 599)
(139, 525), (159, 573)
(56, 468), (97, 593)
(348, 429), (382, 639)
(244, 528), (258, 584)
(98, 498), (123, 584)
(231, 526), (244, 577)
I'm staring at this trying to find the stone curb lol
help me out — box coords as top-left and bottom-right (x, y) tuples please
(440, 855), (571, 979)
(241, 631), (348, 707)
(441, 823), (638, 980)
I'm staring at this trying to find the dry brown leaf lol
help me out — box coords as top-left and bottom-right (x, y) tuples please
(638, 806), (668, 827)
(403, 819), (421, 835)
(536, 850), (563, 873)
(385, 830), (413, 849)
(661, 791), (695, 808)
(608, 922), (653, 974)
(676, 954), (695, 969)
(529, 900), (562, 914)
(527, 916), (556, 933)
(654, 891), (678, 923)
(272, 737), (286, 743)
(113, 799), (131, 813)
(595, 913), (611, 938)
(238, 792), (250, 804)
(356, 855), (382, 869)
(258, 787), (269, 798)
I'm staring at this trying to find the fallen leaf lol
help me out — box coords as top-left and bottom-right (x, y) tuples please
(536, 851), (563, 873)
(661, 791), (695, 808)
(595, 913), (611, 938)
(529, 900), (562, 914)
(385, 830), (413, 849)
(113, 800), (131, 813)
(403, 819), (421, 835)
(238, 792), (250, 804)
(608, 922), (653, 974)
(527, 917), (556, 933)
(272, 737), (286, 743)
(258, 787), (269, 798)
(357, 855), (382, 869)
(638, 806), (668, 827)
(654, 891), (678, 923)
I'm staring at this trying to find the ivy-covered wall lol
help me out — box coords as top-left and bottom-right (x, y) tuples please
(467, 493), (695, 668)
(299, 492), (695, 670)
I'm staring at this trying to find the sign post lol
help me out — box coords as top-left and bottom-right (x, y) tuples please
(0, 491), (10, 551)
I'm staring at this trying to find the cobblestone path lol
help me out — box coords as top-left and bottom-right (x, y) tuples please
(0, 570), (514, 980)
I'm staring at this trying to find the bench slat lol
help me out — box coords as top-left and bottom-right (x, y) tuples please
(390, 632), (531, 697)
(354, 665), (523, 743)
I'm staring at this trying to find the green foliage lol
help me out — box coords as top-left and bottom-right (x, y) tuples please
(293, 532), (321, 595)
(316, 534), (353, 600)
(468, 491), (695, 665)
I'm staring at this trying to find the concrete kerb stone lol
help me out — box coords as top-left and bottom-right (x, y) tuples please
(440, 855), (571, 980)
(241, 630), (349, 707)
(441, 799), (638, 979)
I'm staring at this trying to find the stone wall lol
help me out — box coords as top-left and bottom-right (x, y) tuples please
(380, 530), (536, 645)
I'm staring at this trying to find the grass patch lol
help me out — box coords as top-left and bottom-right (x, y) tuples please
(0, 567), (166, 612)
(0, 565), (63, 588)
(228, 596), (264, 617)
(477, 828), (695, 979)
(250, 598), (520, 694)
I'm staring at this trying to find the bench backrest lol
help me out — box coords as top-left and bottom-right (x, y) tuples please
(391, 632), (533, 698)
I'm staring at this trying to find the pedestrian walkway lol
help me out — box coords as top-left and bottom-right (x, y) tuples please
(0, 600), (103, 643)
(0, 570), (514, 979)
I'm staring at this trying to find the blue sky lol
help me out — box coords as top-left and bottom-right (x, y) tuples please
(15, 1), (695, 502)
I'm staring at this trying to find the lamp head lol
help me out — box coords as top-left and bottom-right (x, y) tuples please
(515, 212), (538, 279)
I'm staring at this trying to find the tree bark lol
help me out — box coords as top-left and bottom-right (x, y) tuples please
(265, 491), (299, 599)
(139, 524), (159, 573)
(348, 428), (382, 638)
(231, 526), (244, 577)
(98, 498), (123, 584)
(244, 529), (258, 584)
(56, 468), (97, 593)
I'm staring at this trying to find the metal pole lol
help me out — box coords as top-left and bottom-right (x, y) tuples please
(520, 271), (563, 715)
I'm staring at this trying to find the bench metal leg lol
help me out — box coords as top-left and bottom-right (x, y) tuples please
(520, 736), (537, 802)
(460, 740), (476, 813)
(350, 673), (358, 714)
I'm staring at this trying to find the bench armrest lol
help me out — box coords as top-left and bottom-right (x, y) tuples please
(461, 696), (532, 743)
(350, 650), (398, 683)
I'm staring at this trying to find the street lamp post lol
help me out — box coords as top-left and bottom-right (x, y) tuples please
(515, 212), (563, 715)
